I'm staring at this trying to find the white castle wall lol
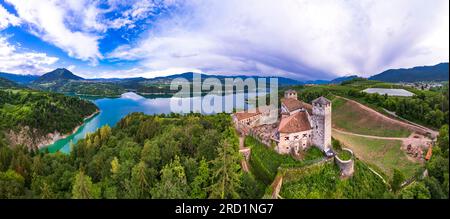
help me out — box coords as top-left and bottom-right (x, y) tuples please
(311, 101), (332, 151)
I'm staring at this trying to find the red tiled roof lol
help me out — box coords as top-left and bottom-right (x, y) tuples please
(234, 106), (275, 121)
(234, 111), (261, 121)
(278, 111), (312, 133)
(281, 98), (302, 111)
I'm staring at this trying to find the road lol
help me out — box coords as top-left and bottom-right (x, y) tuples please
(332, 128), (407, 140)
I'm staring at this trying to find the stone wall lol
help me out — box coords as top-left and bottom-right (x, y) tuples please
(277, 130), (312, 154)
(334, 148), (355, 177)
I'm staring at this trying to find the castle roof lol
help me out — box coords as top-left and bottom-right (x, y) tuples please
(234, 111), (261, 121)
(278, 111), (312, 133)
(234, 106), (275, 121)
(281, 98), (312, 114)
(312, 96), (331, 105)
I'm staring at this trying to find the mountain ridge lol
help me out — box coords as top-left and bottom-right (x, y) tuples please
(34, 68), (84, 83)
(1, 63), (448, 88)
(369, 63), (449, 83)
(0, 72), (39, 84)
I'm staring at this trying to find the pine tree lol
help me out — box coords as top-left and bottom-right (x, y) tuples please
(190, 158), (210, 198)
(131, 161), (152, 198)
(151, 156), (189, 199)
(209, 140), (242, 199)
(72, 171), (100, 199)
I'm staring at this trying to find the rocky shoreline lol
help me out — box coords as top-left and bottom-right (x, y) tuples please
(6, 109), (100, 150)
(38, 109), (100, 149)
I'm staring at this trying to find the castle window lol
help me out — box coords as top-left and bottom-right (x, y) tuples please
(316, 125), (318, 129)
(303, 134), (307, 137)
(294, 135), (299, 140)
(285, 136), (289, 140)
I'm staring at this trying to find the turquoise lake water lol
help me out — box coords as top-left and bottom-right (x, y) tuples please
(44, 91), (265, 153)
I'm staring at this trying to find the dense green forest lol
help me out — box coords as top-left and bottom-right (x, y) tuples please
(0, 113), (263, 199)
(0, 89), (98, 139)
(284, 78), (449, 129)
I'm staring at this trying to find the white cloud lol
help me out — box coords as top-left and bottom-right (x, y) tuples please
(78, 66), (202, 79)
(106, 0), (177, 30)
(6, 0), (103, 64)
(108, 0), (449, 79)
(0, 36), (59, 74)
(66, 65), (76, 72)
(0, 4), (20, 30)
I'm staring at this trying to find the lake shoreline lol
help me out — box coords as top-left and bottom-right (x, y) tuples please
(38, 109), (100, 150)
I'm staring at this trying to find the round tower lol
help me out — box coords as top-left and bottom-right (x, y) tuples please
(311, 96), (332, 152)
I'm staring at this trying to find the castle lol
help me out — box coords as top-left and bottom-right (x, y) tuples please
(233, 90), (333, 156)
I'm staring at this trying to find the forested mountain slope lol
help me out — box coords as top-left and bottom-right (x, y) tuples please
(0, 89), (98, 149)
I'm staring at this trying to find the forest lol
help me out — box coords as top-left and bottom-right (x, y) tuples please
(0, 112), (263, 199)
(0, 89), (98, 136)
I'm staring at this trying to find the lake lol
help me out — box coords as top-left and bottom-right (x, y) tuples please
(44, 91), (267, 153)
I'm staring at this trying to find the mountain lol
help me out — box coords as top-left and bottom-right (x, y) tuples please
(369, 63), (449, 83)
(329, 75), (359, 84)
(0, 72), (39, 84)
(34, 68), (84, 83)
(0, 77), (20, 88)
(145, 72), (302, 86)
(302, 75), (359, 85)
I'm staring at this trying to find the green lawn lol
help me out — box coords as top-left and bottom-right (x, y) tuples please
(332, 130), (422, 179)
(332, 97), (412, 138)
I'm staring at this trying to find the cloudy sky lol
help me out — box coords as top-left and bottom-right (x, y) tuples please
(0, 0), (448, 80)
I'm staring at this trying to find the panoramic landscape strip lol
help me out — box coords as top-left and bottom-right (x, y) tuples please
(0, 0), (448, 203)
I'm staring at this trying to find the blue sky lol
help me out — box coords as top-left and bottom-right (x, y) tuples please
(0, 0), (448, 80)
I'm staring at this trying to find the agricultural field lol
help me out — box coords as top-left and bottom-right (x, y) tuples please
(332, 130), (422, 179)
(331, 97), (412, 138)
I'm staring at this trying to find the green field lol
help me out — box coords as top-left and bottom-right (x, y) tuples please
(332, 97), (412, 138)
(332, 130), (422, 179)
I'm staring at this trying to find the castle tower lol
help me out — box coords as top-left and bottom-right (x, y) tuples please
(311, 96), (332, 152)
(284, 89), (297, 100)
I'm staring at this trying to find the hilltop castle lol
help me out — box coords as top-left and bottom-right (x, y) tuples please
(233, 90), (332, 156)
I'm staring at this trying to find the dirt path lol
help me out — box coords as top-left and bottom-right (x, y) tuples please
(335, 96), (438, 138)
(333, 128), (407, 140)
(239, 135), (250, 172)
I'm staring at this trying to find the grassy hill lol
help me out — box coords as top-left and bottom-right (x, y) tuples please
(332, 130), (422, 179)
(331, 97), (412, 137)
